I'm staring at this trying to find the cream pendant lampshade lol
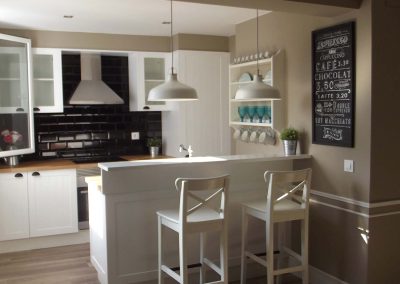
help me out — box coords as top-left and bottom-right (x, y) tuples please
(235, 10), (280, 100)
(148, 0), (198, 102)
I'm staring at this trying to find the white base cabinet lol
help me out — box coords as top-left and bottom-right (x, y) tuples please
(0, 172), (29, 241)
(0, 169), (78, 241)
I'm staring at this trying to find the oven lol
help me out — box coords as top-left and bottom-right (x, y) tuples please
(77, 168), (101, 230)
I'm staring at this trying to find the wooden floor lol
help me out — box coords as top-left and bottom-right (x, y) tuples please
(0, 244), (301, 284)
(0, 243), (99, 284)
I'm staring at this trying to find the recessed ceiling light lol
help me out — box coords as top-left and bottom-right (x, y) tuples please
(63, 15), (74, 19)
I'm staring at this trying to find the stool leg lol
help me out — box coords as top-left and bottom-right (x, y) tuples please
(200, 232), (207, 284)
(158, 216), (164, 284)
(240, 208), (248, 284)
(266, 219), (274, 284)
(179, 232), (188, 284)
(301, 219), (309, 284)
(220, 222), (228, 283)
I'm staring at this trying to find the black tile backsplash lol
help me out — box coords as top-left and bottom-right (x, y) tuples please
(28, 105), (162, 160)
(23, 53), (162, 161)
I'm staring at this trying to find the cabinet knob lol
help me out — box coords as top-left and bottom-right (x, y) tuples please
(33, 107), (40, 112)
(32, 172), (40, 176)
(143, 106), (150, 110)
(14, 173), (24, 178)
(16, 108), (24, 112)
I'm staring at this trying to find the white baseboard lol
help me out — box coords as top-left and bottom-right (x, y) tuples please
(0, 230), (89, 254)
(310, 265), (348, 284)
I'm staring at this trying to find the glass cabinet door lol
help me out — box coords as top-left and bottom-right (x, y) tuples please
(0, 33), (34, 158)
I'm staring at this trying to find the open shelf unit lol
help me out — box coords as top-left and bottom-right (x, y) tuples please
(229, 50), (285, 131)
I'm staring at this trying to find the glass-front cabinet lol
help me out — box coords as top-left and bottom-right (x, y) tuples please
(0, 33), (34, 158)
(129, 52), (172, 111)
(32, 48), (63, 113)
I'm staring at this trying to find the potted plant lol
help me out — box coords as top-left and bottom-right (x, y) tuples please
(280, 127), (298, 155)
(147, 137), (162, 157)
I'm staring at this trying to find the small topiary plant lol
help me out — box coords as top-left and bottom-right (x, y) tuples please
(280, 128), (298, 141)
(147, 137), (162, 147)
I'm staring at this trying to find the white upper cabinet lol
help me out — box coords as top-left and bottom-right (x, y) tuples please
(0, 33), (35, 158)
(129, 52), (172, 111)
(32, 48), (63, 113)
(162, 50), (230, 157)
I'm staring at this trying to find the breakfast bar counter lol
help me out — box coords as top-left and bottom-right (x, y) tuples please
(87, 154), (311, 284)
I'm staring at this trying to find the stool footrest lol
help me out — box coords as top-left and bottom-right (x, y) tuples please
(161, 265), (181, 283)
(283, 246), (302, 262)
(203, 257), (222, 276)
(274, 265), (304, 276)
(245, 251), (267, 267)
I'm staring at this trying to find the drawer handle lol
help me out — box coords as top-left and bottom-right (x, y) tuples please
(16, 108), (24, 112)
(143, 106), (150, 110)
(32, 172), (40, 176)
(33, 107), (40, 112)
(14, 173), (24, 178)
(80, 190), (88, 195)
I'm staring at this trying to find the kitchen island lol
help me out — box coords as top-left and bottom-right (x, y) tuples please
(87, 154), (311, 284)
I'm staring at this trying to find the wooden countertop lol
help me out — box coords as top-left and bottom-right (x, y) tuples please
(0, 155), (171, 173)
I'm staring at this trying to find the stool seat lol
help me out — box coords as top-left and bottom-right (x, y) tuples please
(243, 199), (306, 222)
(157, 175), (230, 284)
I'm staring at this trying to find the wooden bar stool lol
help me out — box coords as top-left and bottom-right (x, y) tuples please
(240, 169), (312, 284)
(157, 175), (230, 284)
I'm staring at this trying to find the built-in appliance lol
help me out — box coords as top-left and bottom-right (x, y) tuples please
(77, 168), (101, 229)
(72, 155), (127, 164)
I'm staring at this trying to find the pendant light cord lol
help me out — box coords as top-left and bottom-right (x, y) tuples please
(170, 0), (174, 75)
(256, 9), (260, 76)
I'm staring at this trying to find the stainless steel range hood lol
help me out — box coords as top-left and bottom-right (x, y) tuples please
(69, 53), (124, 105)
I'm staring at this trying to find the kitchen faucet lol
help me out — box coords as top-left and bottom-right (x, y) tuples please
(179, 144), (193, 158)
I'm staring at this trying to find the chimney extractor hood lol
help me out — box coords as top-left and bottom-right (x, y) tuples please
(69, 53), (124, 105)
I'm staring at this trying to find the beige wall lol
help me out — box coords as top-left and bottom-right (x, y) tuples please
(233, 1), (373, 283)
(0, 29), (229, 52)
(233, 5), (372, 201)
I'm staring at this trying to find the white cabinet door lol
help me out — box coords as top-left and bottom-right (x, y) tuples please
(32, 48), (63, 113)
(28, 169), (78, 237)
(129, 52), (172, 111)
(162, 51), (230, 157)
(0, 172), (29, 241)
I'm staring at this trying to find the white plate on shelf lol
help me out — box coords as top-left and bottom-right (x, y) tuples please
(264, 70), (272, 81)
(238, 72), (253, 82)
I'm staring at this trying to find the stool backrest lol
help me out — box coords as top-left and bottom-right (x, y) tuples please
(264, 169), (312, 215)
(175, 175), (230, 224)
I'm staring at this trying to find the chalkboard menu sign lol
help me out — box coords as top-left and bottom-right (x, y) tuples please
(312, 22), (355, 147)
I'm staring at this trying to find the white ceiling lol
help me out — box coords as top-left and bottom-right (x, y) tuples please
(0, 0), (267, 37)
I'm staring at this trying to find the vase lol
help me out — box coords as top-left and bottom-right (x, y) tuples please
(149, 146), (159, 158)
(4, 145), (20, 166)
(283, 140), (297, 155)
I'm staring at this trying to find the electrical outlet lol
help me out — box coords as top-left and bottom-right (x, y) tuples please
(131, 132), (140, 140)
(344, 160), (354, 173)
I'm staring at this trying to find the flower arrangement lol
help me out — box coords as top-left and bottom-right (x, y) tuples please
(280, 127), (298, 141)
(1, 129), (23, 145)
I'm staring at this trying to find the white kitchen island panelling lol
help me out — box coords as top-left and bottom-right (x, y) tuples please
(162, 50), (230, 157)
(87, 154), (311, 284)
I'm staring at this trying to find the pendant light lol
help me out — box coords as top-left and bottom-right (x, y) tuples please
(235, 9), (280, 100)
(148, 0), (197, 101)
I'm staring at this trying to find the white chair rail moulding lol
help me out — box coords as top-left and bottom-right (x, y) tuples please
(229, 50), (286, 131)
(128, 52), (173, 111)
(31, 48), (63, 113)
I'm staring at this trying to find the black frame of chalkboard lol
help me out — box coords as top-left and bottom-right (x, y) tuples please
(312, 21), (355, 147)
